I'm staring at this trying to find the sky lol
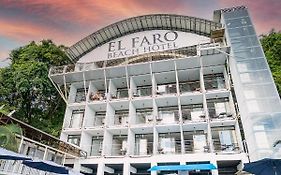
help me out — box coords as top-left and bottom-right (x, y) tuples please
(0, 0), (281, 60)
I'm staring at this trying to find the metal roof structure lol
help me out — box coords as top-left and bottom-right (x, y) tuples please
(66, 14), (222, 62)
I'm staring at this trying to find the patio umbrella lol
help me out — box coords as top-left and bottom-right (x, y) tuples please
(0, 147), (31, 160)
(22, 160), (69, 174)
(243, 158), (281, 175)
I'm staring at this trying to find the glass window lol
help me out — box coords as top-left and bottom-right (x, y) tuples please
(69, 109), (84, 128)
(90, 136), (103, 156)
(67, 135), (81, 146)
(75, 88), (87, 102)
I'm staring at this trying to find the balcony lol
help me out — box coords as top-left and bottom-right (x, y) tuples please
(134, 134), (153, 155)
(179, 81), (201, 94)
(156, 83), (177, 96)
(135, 108), (153, 125)
(109, 135), (128, 156)
(93, 112), (105, 127)
(158, 133), (181, 154)
(207, 98), (233, 121)
(89, 90), (106, 102)
(157, 107), (179, 124)
(113, 110), (129, 126)
(204, 73), (226, 91)
(183, 131), (208, 153)
(110, 88), (129, 100)
(68, 110), (84, 129)
(132, 86), (152, 97)
(181, 104), (205, 123)
(90, 136), (103, 156)
(74, 88), (86, 103)
(212, 126), (240, 153)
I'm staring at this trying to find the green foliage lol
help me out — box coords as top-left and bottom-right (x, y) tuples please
(0, 124), (22, 152)
(260, 30), (281, 96)
(0, 40), (71, 136)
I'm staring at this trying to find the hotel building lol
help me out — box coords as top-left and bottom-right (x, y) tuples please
(49, 6), (281, 175)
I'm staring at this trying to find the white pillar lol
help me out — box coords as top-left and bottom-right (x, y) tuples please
(73, 159), (81, 172)
(210, 160), (218, 175)
(97, 163), (105, 175)
(151, 162), (157, 175)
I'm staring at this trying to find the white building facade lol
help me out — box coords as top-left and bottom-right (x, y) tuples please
(49, 6), (281, 175)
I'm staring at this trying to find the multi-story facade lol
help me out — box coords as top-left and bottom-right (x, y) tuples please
(49, 6), (281, 175)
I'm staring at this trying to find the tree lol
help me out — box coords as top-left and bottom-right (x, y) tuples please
(260, 30), (281, 96)
(0, 40), (71, 136)
(0, 124), (22, 152)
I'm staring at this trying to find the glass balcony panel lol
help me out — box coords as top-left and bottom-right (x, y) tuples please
(181, 104), (205, 123)
(136, 108), (153, 124)
(212, 127), (239, 153)
(75, 88), (86, 103)
(111, 136), (127, 156)
(207, 98), (233, 120)
(89, 90), (106, 101)
(179, 81), (201, 93)
(158, 133), (181, 154)
(134, 134), (153, 155)
(114, 110), (129, 126)
(90, 137), (103, 156)
(94, 112), (106, 127)
(69, 110), (84, 128)
(204, 73), (226, 90)
(156, 83), (177, 95)
(184, 132), (207, 153)
(157, 107), (179, 124)
(67, 135), (81, 146)
(117, 88), (129, 98)
(133, 86), (152, 97)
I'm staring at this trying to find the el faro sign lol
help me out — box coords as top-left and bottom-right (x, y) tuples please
(78, 30), (208, 63)
(107, 31), (178, 59)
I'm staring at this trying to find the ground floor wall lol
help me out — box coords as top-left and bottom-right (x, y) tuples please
(66, 153), (249, 175)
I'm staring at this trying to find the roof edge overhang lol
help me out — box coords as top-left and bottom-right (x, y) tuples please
(66, 14), (222, 63)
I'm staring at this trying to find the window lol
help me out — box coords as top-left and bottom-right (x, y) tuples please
(75, 88), (87, 102)
(69, 109), (84, 128)
(90, 136), (103, 156)
(67, 135), (81, 146)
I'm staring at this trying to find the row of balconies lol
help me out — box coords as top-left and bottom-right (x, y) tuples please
(66, 127), (241, 157)
(72, 73), (226, 103)
(65, 97), (235, 129)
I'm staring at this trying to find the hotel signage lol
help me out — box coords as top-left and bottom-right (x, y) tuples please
(78, 30), (208, 63)
(107, 31), (178, 59)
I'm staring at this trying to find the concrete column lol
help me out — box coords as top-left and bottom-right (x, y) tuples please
(73, 159), (81, 172)
(151, 162), (157, 175)
(210, 160), (218, 175)
(97, 163), (105, 175)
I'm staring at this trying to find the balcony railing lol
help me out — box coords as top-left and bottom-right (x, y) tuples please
(157, 140), (181, 154)
(213, 140), (240, 153)
(105, 142), (128, 156)
(204, 74), (226, 91)
(135, 110), (153, 124)
(156, 83), (177, 95)
(90, 142), (103, 156)
(132, 86), (152, 97)
(134, 141), (153, 155)
(89, 91), (107, 101)
(179, 81), (201, 94)
(110, 89), (129, 100)
(113, 114), (129, 126)
(157, 110), (180, 124)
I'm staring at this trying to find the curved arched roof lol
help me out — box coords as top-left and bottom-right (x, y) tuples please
(66, 14), (222, 62)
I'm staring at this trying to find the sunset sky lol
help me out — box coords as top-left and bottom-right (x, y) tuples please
(0, 0), (281, 60)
